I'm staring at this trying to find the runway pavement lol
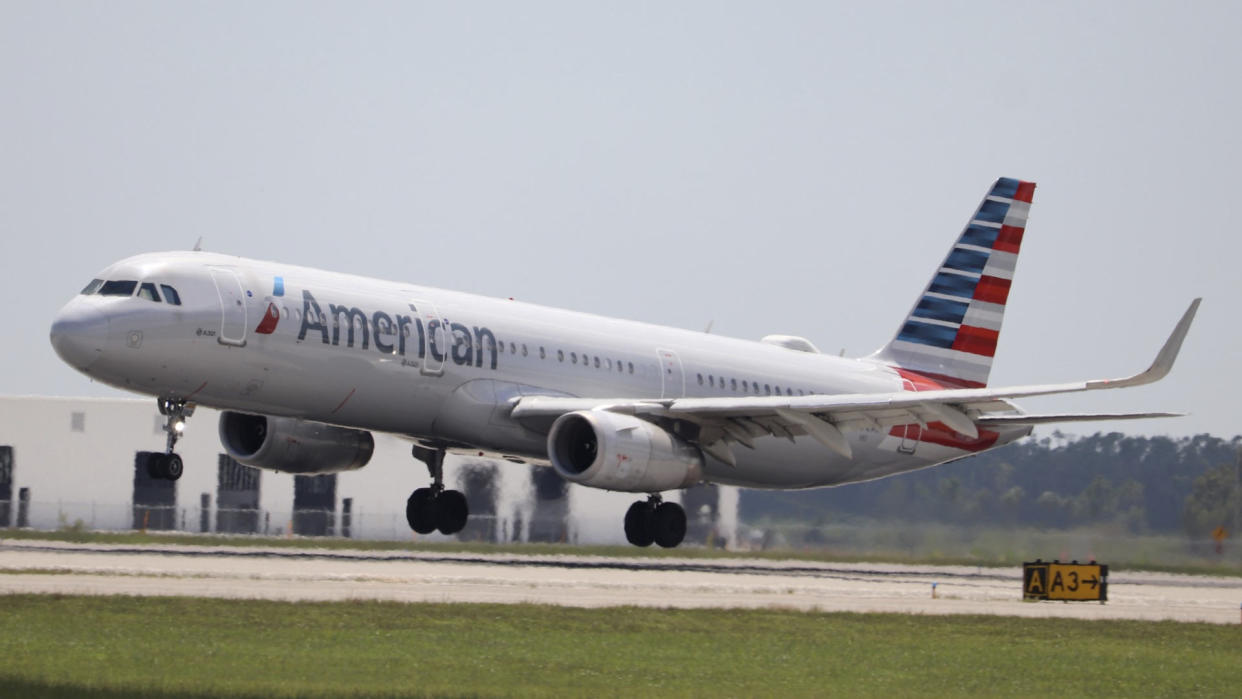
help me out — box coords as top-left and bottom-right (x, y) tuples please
(1, 539), (1239, 624)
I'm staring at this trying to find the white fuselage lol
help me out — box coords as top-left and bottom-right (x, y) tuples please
(50, 251), (1030, 491)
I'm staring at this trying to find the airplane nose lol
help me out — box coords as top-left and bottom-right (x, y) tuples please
(50, 301), (109, 371)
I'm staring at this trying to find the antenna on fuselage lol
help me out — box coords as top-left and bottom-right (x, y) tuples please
(704, 320), (714, 334)
(192, 237), (203, 252)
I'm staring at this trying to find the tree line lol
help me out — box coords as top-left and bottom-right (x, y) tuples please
(739, 432), (1242, 537)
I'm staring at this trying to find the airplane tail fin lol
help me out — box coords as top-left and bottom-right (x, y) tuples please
(870, 177), (1035, 388)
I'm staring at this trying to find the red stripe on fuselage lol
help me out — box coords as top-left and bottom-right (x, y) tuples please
(888, 423), (1000, 452)
(893, 367), (985, 390)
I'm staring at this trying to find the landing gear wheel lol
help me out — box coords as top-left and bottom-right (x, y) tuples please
(652, 502), (686, 548)
(624, 501), (655, 547)
(436, 490), (469, 535)
(163, 453), (183, 481)
(406, 488), (438, 535)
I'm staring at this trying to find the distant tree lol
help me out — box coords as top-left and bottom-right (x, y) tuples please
(1182, 462), (1241, 538)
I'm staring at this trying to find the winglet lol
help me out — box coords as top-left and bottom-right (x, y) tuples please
(1087, 298), (1200, 390)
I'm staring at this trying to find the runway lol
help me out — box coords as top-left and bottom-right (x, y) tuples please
(1, 539), (1239, 624)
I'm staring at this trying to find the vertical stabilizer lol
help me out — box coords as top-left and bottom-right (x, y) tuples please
(870, 177), (1035, 388)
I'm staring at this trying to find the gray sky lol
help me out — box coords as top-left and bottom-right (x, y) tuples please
(2, 1), (1238, 438)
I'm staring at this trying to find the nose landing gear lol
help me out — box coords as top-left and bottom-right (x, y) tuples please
(624, 494), (686, 548)
(405, 445), (469, 536)
(147, 398), (193, 481)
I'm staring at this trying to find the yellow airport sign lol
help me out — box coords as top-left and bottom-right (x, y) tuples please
(1023, 560), (1107, 602)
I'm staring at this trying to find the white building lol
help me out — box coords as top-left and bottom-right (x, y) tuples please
(0, 395), (737, 546)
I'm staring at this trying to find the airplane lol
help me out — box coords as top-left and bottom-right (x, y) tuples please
(49, 177), (1199, 548)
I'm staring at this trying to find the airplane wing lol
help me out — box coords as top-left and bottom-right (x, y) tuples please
(510, 299), (1200, 464)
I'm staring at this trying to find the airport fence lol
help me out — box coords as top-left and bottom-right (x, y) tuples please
(5, 499), (1241, 571)
(0, 499), (606, 545)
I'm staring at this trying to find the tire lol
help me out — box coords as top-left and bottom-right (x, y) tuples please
(653, 502), (687, 549)
(163, 453), (183, 481)
(435, 490), (469, 535)
(146, 452), (165, 480)
(406, 488), (438, 534)
(624, 501), (655, 547)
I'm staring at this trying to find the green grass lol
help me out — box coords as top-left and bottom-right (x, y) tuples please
(0, 595), (1237, 697)
(5, 526), (1242, 578)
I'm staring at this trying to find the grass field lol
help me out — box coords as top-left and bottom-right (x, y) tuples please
(0, 595), (1238, 697)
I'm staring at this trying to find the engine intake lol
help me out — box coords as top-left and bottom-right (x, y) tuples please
(547, 411), (703, 492)
(218, 412), (374, 474)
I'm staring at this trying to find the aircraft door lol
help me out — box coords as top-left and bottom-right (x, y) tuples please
(897, 378), (920, 454)
(209, 268), (247, 347)
(657, 348), (685, 399)
(410, 299), (447, 376)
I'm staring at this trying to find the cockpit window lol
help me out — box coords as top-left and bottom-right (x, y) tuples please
(137, 282), (160, 302)
(160, 285), (182, 306)
(80, 279), (104, 295)
(99, 280), (137, 296)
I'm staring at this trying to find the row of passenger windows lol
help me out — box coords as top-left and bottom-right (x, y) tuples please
(264, 304), (802, 392)
(696, 372), (808, 397)
(81, 279), (182, 306)
(494, 338), (636, 374)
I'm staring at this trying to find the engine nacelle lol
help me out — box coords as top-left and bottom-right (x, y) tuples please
(218, 411), (374, 474)
(547, 411), (703, 492)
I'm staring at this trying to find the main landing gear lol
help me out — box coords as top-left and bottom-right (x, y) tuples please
(405, 445), (469, 536)
(624, 495), (686, 548)
(148, 398), (193, 481)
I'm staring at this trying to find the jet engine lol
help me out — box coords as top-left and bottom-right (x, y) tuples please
(547, 411), (703, 492)
(218, 411), (374, 474)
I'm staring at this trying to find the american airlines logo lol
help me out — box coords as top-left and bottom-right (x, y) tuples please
(292, 290), (500, 370)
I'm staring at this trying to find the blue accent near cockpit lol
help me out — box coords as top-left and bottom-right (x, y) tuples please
(273, 277), (285, 297)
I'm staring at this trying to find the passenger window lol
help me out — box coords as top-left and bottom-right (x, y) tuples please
(159, 285), (182, 306)
(137, 283), (160, 302)
(627, 362), (634, 374)
(697, 373), (703, 385)
(557, 350), (564, 362)
(730, 378), (737, 391)
(521, 344), (528, 357)
(605, 358), (612, 370)
(99, 280), (137, 296)
(540, 347), (546, 359)
(593, 356), (600, 369)
(742, 381), (749, 392)
(80, 279), (104, 295)
(571, 352), (577, 364)
(616, 359), (623, 372)
(510, 342), (517, 355)
(765, 384), (771, 395)
(498, 341), (505, 354)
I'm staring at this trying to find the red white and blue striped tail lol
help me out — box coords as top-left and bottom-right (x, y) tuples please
(870, 177), (1035, 388)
